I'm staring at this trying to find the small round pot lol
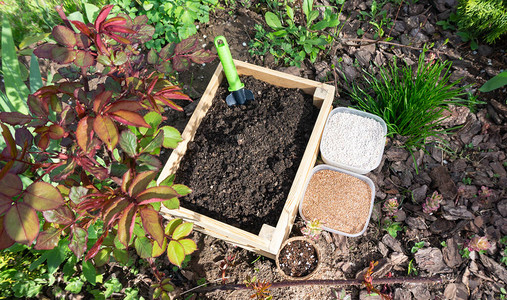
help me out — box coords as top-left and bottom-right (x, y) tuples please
(275, 236), (321, 280)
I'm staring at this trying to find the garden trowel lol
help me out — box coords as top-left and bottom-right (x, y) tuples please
(214, 36), (254, 106)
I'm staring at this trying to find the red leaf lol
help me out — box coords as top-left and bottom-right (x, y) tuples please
(4, 203), (39, 245)
(0, 173), (23, 197)
(104, 100), (143, 113)
(52, 25), (77, 47)
(128, 171), (157, 197)
(95, 35), (109, 56)
(103, 198), (128, 228)
(24, 181), (64, 211)
(0, 194), (11, 215)
(147, 76), (158, 94)
(37, 134), (50, 150)
(0, 216), (15, 249)
(48, 124), (65, 140)
(174, 37), (197, 55)
(139, 205), (164, 247)
(77, 117), (94, 152)
(136, 186), (179, 205)
(85, 232), (105, 260)
(154, 96), (183, 112)
(34, 227), (61, 250)
(93, 115), (119, 151)
(93, 90), (113, 113)
(33, 44), (58, 59)
(51, 46), (77, 64)
(71, 20), (92, 37)
(121, 169), (133, 194)
(0, 112), (32, 125)
(109, 110), (150, 127)
(106, 32), (131, 45)
(172, 56), (190, 72)
(69, 226), (88, 259)
(95, 5), (114, 32)
(105, 25), (136, 34)
(101, 16), (127, 28)
(189, 49), (217, 64)
(1, 123), (17, 159)
(74, 50), (95, 68)
(42, 206), (74, 224)
(117, 203), (136, 247)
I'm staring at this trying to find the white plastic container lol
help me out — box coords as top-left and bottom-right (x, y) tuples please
(298, 164), (375, 237)
(320, 107), (387, 174)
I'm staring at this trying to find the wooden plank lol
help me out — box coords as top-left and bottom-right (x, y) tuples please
(157, 60), (335, 258)
(157, 63), (224, 185)
(268, 86), (335, 254)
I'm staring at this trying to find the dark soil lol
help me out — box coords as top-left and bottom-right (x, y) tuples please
(174, 76), (319, 234)
(278, 239), (319, 278)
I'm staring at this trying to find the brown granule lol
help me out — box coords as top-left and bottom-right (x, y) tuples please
(301, 169), (372, 235)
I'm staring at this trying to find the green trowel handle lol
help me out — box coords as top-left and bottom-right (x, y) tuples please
(214, 36), (244, 92)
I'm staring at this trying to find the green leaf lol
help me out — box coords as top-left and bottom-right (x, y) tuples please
(29, 53), (43, 93)
(104, 277), (123, 298)
(161, 126), (182, 149)
(141, 111), (162, 134)
(152, 237), (168, 257)
(4, 202), (39, 244)
(179, 238), (197, 255)
(1, 17), (29, 114)
(172, 222), (193, 240)
(119, 130), (138, 157)
(65, 277), (84, 293)
(47, 241), (69, 274)
(164, 218), (183, 236)
(63, 255), (77, 280)
(141, 130), (164, 154)
(24, 182), (64, 211)
(82, 260), (97, 285)
(162, 197), (180, 209)
(84, 3), (101, 23)
(69, 186), (88, 204)
(113, 248), (129, 264)
(137, 154), (162, 171)
(167, 240), (185, 267)
(94, 248), (111, 267)
(265, 12), (283, 29)
(286, 5), (294, 21)
(479, 71), (507, 92)
(134, 236), (153, 259)
(173, 184), (192, 196)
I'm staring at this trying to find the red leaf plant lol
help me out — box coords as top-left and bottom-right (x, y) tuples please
(0, 4), (215, 293)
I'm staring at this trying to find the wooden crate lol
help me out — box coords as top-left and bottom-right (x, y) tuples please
(156, 60), (335, 258)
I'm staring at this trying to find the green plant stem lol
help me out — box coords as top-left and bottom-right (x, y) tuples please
(190, 276), (443, 294)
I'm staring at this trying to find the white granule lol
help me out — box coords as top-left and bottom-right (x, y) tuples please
(321, 112), (384, 171)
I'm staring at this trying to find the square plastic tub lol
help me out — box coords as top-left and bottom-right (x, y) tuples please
(298, 164), (375, 237)
(320, 107), (387, 174)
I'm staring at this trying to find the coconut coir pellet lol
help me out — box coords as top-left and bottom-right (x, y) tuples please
(301, 169), (372, 235)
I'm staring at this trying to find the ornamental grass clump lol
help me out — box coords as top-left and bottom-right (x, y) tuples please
(349, 49), (470, 153)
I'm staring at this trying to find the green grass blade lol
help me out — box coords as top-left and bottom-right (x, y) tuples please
(29, 53), (43, 93)
(0, 90), (16, 112)
(1, 17), (29, 113)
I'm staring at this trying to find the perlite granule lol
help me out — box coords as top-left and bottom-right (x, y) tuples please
(321, 112), (384, 171)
